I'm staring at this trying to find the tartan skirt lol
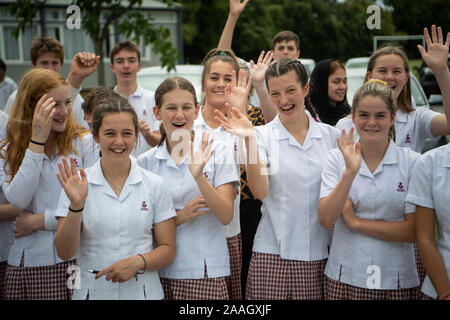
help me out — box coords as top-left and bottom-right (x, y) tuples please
(245, 252), (326, 300)
(324, 276), (418, 300)
(160, 276), (230, 300)
(3, 258), (77, 300)
(226, 233), (242, 300)
(0, 260), (7, 300)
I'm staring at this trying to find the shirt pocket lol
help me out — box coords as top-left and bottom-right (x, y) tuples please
(133, 200), (156, 233)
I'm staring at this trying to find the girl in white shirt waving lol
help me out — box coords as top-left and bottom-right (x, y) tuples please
(137, 77), (238, 299)
(318, 80), (420, 299)
(0, 68), (99, 300)
(216, 59), (340, 299)
(54, 97), (176, 300)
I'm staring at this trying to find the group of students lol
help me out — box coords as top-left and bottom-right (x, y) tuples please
(0, 0), (449, 301)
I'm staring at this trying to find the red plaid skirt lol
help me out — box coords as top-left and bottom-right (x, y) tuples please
(3, 258), (77, 300)
(160, 275), (229, 300)
(245, 252), (326, 300)
(226, 233), (242, 300)
(324, 276), (417, 300)
(0, 260), (7, 300)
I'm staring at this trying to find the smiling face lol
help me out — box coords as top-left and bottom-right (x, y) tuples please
(94, 112), (137, 162)
(202, 60), (234, 108)
(352, 95), (395, 144)
(328, 67), (348, 106)
(267, 70), (309, 122)
(110, 49), (142, 85)
(46, 85), (72, 133)
(154, 88), (199, 141)
(367, 54), (409, 100)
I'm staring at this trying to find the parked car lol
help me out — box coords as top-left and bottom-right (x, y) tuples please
(137, 64), (204, 101)
(345, 57), (370, 69)
(299, 58), (316, 76)
(416, 54), (450, 99)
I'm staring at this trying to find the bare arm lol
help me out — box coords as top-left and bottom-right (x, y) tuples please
(218, 0), (249, 51)
(0, 204), (20, 222)
(416, 205), (450, 299)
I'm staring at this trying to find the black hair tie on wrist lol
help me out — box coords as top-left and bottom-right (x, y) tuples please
(30, 139), (46, 146)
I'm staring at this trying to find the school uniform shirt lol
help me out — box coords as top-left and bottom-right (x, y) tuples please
(1, 133), (99, 267)
(4, 88), (89, 129)
(252, 111), (340, 261)
(194, 109), (243, 238)
(0, 167), (13, 263)
(114, 85), (160, 157)
(55, 157), (176, 300)
(320, 140), (420, 289)
(406, 143), (450, 299)
(335, 107), (441, 153)
(0, 76), (17, 111)
(0, 109), (8, 139)
(137, 131), (239, 279)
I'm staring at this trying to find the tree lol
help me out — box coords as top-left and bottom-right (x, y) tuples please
(7, 0), (180, 85)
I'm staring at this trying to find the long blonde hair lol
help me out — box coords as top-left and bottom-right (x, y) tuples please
(0, 68), (89, 180)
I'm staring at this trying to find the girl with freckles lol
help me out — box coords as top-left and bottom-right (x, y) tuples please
(215, 59), (340, 300)
(137, 77), (238, 299)
(318, 80), (421, 300)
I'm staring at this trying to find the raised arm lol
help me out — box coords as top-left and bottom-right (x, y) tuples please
(214, 104), (268, 200)
(218, 0), (249, 51)
(250, 50), (277, 122)
(66, 52), (100, 90)
(418, 25), (450, 136)
(318, 128), (361, 229)
(54, 157), (89, 261)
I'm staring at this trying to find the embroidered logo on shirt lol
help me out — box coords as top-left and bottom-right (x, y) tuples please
(404, 134), (411, 144)
(73, 158), (80, 168)
(140, 201), (149, 211)
(203, 172), (209, 179)
(396, 182), (405, 192)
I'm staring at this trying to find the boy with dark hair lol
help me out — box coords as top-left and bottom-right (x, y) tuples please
(109, 40), (161, 156)
(0, 59), (17, 111)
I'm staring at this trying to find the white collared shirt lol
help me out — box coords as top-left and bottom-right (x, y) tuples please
(55, 157), (176, 300)
(1, 134), (100, 267)
(137, 130), (239, 279)
(0, 167), (13, 262)
(0, 76), (17, 110)
(406, 143), (450, 298)
(336, 107), (441, 153)
(320, 140), (420, 289)
(194, 109), (243, 238)
(252, 111), (340, 261)
(114, 85), (160, 157)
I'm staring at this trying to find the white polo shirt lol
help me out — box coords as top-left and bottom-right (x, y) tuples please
(0, 169), (13, 262)
(1, 133), (99, 267)
(252, 111), (340, 261)
(138, 130), (239, 279)
(194, 109), (243, 238)
(55, 157), (175, 300)
(320, 140), (420, 289)
(114, 85), (160, 157)
(336, 107), (441, 153)
(0, 76), (17, 110)
(406, 143), (450, 298)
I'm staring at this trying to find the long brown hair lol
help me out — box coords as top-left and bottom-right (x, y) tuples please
(366, 45), (413, 113)
(154, 77), (198, 147)
(0, 68), (89, 181)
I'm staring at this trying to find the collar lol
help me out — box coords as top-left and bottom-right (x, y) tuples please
(113, 85), (143, 98)
(88, 157), (142, 186)
(359, 139), (398, 177)
(272, 111), (322, 149)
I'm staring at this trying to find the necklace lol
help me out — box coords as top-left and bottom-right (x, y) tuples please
(104, 176), (124, 192)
